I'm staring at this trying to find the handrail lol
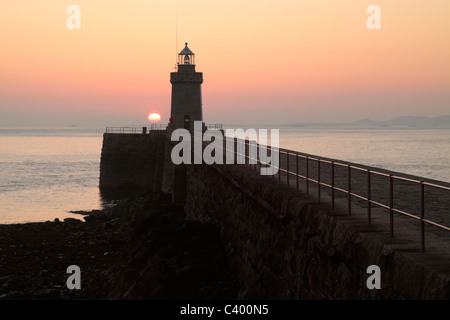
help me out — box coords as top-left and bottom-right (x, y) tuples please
(206, 124), (223, 130)
(106, 123), (223, 134)
(212, 136), (450, 251)
(102, 127), (450, 251)
(105, 125), (168, 133)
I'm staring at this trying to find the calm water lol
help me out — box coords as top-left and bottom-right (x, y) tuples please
(0, 127), (105, 224)
(278, 126), (450, 182)
(227, 125), (450, 183)
(1, 125), (449, 224)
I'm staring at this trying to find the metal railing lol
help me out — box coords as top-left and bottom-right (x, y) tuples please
(106, 123), (223, 134)
(216, 137), (450, 252)
(105, 124), (168, 133)
(206, 124), (223, 130)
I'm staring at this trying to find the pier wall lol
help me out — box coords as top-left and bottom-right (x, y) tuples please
(184, 163), (450, 299)
(99, 133), (450, 299)
(99, 133), (166, 190)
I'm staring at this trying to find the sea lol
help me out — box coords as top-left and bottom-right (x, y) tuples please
(1, 125), (449, 224)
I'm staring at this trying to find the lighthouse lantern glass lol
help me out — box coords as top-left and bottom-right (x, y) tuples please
(178, 43), (195, 65)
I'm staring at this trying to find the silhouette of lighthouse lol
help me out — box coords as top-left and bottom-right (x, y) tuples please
(169, 42), (205, 131)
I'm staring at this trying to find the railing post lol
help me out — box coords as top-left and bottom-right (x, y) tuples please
(348, 164), (351, 216)
(317, 159), (321, 203)
(420, 180), (425, 251)
(271, 146), (275, 181)
(367, 169), (371, 227)
(223, 137), (226, 165)
(234, 138), (237, 165)
(389, 174), (394, 237)
(296, 155), (299, 192)
(286, 153), (290, 187)
(255, 143), (259, 170)
(306, 156), (309, 196)
(247, 140), (251, 167)
(331, 161), (335, 209)
(245, 140), (249, 165)
(255, 143), (258, 171)
(278, 152), (281, 184)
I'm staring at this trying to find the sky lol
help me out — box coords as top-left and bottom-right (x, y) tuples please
(1, 0), (449, 126)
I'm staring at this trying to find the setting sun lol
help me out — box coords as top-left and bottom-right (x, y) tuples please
(148, 113), (161, 123)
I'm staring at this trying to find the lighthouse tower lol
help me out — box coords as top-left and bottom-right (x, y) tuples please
(169, 42), (204, 131)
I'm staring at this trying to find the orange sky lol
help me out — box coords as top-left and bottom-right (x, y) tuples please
(1, 0), (449, 126)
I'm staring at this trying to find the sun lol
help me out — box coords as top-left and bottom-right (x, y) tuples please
(148, 113), (161, 123)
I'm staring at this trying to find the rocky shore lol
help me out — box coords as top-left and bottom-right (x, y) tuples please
(0, 192), (240, 300)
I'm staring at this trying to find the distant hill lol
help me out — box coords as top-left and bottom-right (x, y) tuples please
(287, 115), (450, 127)
(382, 115), (450, 127)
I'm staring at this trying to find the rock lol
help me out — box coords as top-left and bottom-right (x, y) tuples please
(39, 270), (48, 277)
(0, 191), (240, 300)
(69, 210), (92, 215)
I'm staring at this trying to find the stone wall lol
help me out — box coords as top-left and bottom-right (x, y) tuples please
(99, 133), (450, 299)
(184, 163), (450, 299)
(99, 133), (166, 190)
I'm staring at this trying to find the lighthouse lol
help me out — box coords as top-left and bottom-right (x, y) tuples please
(169, 42), (205, 131)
